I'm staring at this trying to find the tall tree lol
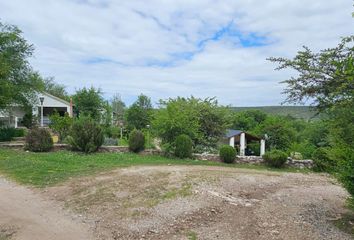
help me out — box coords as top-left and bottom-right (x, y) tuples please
(0, 22), (43, 109)
(125, 94), (153, 130)
(268, 35), (354, 197)
(111, 93), (125, 125)
(72, 87), (104, 121)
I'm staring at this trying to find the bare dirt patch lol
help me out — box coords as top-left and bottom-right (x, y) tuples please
(0, 177), (93, 240)
(42, 166), (353, 240)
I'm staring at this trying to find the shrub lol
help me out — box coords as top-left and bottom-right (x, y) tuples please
(290, 152), (303, 160)
(67, 117), (104, 153)
(0, 127), (15, 141)
(25, 128), (53, 152)
(128, 130), (145, 153)
(103, 126), (121, 139)
(219, 145), (236, 163)
(263, 150), (288, 168)
(49, 112), (73, 142)
(103, 137), (118, 146)
(312, 147), (336, 172)
(22, 112), (35, 128)
(174, 134), (193, 158)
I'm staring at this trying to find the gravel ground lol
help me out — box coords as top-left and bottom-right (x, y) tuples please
(43, 166), (353, 240)
(0, 165), (352, 240)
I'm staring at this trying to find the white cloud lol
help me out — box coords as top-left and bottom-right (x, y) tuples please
(0, 0), (353, 106)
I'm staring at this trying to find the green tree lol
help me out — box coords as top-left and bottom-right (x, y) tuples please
(232, 110), (267, 131)
(255, 116), (296, 150)
(0, 22), (43, 109)
(72, 87), (104, 121)
(153, 97), (229, 151)
(125, 94), (153, 130)
(43, 77), (69, 101)
(111, 93), (125, 125)
(268, 35), (354, 197)
(49, 112), (73, 142)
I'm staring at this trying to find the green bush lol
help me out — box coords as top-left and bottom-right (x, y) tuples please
(22, 112), (35, 128)
(103, 137), (118, 146)
(128, 130), (145, 153)
(67, 117), (104, 153)
(25, 128), (53, 152)
(174, 134), (193, 158)
(0, 127), (16, 141)
(219, 145), (236, 163)
(49, 112), (73, 142)
(312, 147), (336, 172)
(263, 149), (288, 168)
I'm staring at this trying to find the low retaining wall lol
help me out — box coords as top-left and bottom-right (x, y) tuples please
(194, 153), (313, 168)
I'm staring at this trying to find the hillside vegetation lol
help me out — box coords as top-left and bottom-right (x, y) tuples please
(231, 106), (320, 120)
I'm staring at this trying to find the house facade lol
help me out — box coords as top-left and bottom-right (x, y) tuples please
(0, 92), (72, 128)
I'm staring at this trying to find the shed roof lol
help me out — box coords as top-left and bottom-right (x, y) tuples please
(225, 129), (261, 141)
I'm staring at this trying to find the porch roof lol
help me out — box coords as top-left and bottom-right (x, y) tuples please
(225, 129), (261, 141)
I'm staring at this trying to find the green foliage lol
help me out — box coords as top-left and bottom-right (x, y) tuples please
(103, 126), (121, 139)
(25, 128), (53, 152)
(231, 106), (320, 120)
(49, 112), (73, 142)
(72, 87), (104, 122)
(153, 97), (229, 150)
(263, 150), (288, 168)
(22, 111), (36, 128)
(219, 145), (236, 163)
(311, 147), (335, 172)
(0, 127), (24, 141)
(268, 36), (354, 111)
(111, 93), (125, 125)
(67, 117), (104, 153)
(43, 77), (70, 101)
(128, 129), (145, 153)
(269, 36), (354, 198)
(174, 134), (193, 158)
(103, 137), (118, 146)
(125, 94), (153, 131)
(256, 116), (296, 150)
(0, 22), (44, 110)
(232, 110), (267, 131)
(288, 141), (316, 159)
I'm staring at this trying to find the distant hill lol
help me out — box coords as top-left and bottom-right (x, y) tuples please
(231, 106), (321, 120)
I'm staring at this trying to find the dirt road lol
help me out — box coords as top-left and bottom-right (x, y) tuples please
(1, 166), (352, 240)
(0, 177), (93, 240)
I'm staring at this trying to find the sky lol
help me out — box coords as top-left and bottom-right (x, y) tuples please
(1, 0), (353, 106)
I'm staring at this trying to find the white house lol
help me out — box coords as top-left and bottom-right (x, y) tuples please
(0, 92), (73, 128)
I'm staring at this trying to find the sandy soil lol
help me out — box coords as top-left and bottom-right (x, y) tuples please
(1, 166), (353, 240)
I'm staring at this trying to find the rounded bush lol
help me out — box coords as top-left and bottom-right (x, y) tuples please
(129, 130), (145, 153)
(219, 145), (236, 163)
(174, 134), (193, 158)
(263, 150), (288, 168)
(25, 128), (53, 152)
(312, 147), (336, 172)
(68, 117), (104, 153)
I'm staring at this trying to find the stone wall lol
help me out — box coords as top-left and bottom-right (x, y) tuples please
(193, 153), (313, 168)
(286, 158), (313, 169)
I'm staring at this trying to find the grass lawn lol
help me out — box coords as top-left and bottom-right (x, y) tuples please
(0, 148), (310, 187)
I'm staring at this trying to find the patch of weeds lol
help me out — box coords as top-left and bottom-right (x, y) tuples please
(333, 197), (354, 236)
(332, 212), (354, 236)
(187, 231), (198, 240)
(0, 226), (17, 240)
(162, 182), (192, 200)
